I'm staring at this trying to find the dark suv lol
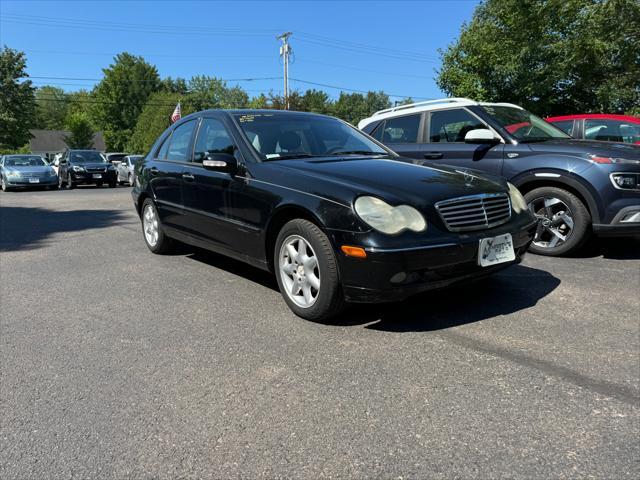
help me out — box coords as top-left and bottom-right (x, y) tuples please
(58, 149), (118, 189)
(359, 99), (640, 256)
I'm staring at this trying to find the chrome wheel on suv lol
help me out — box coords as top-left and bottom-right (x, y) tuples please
(524, 186), (591, 256)
(528, 196), (574, 249)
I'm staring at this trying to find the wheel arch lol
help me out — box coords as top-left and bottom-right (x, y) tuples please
(511, 170), (601, 224)
(264, 204), (327, 272)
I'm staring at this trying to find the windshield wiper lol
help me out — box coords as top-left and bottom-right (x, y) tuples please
(519, 138), (552, 143)
(327, 150), (386, 156)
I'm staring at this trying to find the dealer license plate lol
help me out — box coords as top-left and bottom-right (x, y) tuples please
(28, 177), (39, 183)
(478, 233), (515, 267)
(93, 174), (102, 179)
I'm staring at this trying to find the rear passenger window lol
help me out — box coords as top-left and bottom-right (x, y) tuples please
(166, 120), (196, 161)
(585, 119), (625, 143)
(380, 114), (421, 144)
(429, 109), (485, 143)
(156, 134), (171, 159)
(193, 118), (235, 162)
(551, 120), (575, 136)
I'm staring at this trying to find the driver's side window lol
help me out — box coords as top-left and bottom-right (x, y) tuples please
(193, 118), (235, 162)
(428, 109), (485, 143)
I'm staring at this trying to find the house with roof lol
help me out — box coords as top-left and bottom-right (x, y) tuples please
(28, 129), (106, 160)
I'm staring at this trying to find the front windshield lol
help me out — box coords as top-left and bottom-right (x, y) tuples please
(233, 113), (388, 160)
(70, 151), (106, 164)
(482, 106), (571, 142)
(4, 156), (47, 167)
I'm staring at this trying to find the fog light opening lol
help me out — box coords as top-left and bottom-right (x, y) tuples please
(620, 211), (640, 223)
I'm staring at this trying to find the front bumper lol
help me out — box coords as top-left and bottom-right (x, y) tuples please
(71, 170), (117, 184)
(5, 176), (58, 187)
(332, 217), (537, 303)
(593, 205), (640, 237)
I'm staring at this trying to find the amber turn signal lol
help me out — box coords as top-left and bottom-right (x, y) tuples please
(341, 245), (367, 258)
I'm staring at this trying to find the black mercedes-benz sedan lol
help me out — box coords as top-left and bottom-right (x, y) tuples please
(132, 110), (537, 320)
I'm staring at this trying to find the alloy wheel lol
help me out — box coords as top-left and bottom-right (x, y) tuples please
(143, 204), (159, 247)
(279, 235), (321, 308)
(528, 196), (575, 249)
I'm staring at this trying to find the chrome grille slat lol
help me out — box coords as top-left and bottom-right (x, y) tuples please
(436, 193), (511, 232)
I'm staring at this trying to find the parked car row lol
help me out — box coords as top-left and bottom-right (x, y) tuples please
(0, 150), (143, 191)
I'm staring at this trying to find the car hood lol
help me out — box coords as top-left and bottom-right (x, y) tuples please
(271, 155), (507, 207)
(525, 139), (640, 160)
(4, 166), (53, 174)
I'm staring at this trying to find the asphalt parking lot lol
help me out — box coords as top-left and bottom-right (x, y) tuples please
(1, 186), (639, 479)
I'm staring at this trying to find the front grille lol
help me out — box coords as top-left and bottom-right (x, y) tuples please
(86, 167), (106, 173)
(435, 193), (511, 232)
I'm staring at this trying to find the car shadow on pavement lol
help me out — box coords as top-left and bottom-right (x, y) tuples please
(0, 206), (127, 252)
(325, 264), (561, 332)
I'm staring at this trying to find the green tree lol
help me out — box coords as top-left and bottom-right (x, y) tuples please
(248, 93), (269, 109)
(437, 0), (640, 115)
(185, 75), (249, 111)
(0, 46), (37, 149)
(300, 89), (332, 114)
(160, 76), (188, 94)
(64, 112), (95, 149)
(127, 91), (194, 154)
(35, 86), (69, 130)
(92, 52), (161, 151)
(67, 90), (94, 118)
(331, 91), (390, 124)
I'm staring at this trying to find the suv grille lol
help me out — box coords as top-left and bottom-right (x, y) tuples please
(86, 167), (106, 173)
(435, 193), (511, 232)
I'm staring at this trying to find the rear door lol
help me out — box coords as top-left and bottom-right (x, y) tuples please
(150, 119), (197, 230)
(371, 113), (424, 158)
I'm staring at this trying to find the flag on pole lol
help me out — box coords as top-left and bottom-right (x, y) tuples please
(170, 102), (182, 123)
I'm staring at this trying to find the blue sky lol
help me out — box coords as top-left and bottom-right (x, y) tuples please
(0, 0), (480, 101)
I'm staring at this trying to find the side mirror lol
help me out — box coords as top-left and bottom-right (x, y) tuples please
(464, 128), (500, 144)
(202, 153), (237, 173)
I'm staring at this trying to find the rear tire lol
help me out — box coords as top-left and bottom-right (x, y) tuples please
(141, 198), (175, 254)
(524, 186), (591, 256)
(274, 219), (345, 321)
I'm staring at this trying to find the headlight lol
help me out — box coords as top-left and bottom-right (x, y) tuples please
(610, 172), (640, 190)
(72, 165), (85, 172)
(107, 165), (116, 171)
(354, 196), (426, 234)
(6, 170), (20, 178)
(507, 183), (528, 214)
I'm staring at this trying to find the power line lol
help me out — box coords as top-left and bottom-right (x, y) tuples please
(26, 75), (282, 83)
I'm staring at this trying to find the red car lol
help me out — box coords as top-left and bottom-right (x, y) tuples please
(546, 114), (640, 145)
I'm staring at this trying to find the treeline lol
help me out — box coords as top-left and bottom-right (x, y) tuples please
(1, 48), (407, 154)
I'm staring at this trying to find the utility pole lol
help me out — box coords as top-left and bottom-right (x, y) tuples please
(277, 32), (292, 109)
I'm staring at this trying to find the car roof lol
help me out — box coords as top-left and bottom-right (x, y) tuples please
(546, 114), (640, 123)
(357, 97), (524, 129)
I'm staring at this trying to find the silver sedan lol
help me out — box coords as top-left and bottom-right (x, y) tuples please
(116, 155), (143, 186)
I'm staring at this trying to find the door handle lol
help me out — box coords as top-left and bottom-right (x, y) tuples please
(424, 152), (443, 159)
(182, 173), (195, 182)
(149, 167), (159, 176)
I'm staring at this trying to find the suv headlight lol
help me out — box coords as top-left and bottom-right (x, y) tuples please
(507, 183), (528, 213)
(610, 173), (640, 190)
(354, 196), (426, 234)
(72, 165), (85, 172)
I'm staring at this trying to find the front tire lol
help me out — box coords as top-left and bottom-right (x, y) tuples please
(141, 198), (174, 254)
(66, 174), (75, 190)
(524, 186), (591, 256)
(274, 219), (345, 321)
(1, 176), (11, 192)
